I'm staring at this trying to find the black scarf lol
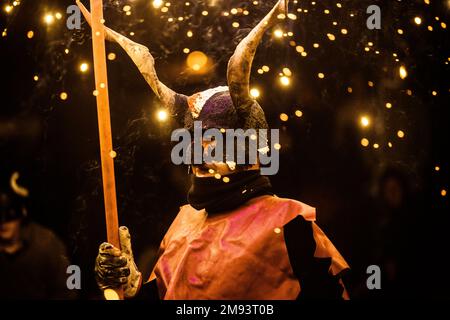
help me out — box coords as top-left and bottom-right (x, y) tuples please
(188, 170), (273, 214)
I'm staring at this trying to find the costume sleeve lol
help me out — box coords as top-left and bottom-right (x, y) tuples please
(284, 215), (350, 300)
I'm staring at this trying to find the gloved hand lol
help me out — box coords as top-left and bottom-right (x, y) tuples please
(95, 226), (142, 299)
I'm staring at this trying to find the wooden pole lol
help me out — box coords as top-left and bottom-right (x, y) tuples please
(89, 0), (123, 300)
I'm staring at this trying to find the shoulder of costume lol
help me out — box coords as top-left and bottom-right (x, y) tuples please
(257, 195), (317, 223)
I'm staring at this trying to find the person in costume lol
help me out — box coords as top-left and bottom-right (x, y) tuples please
(77, 0), (350, 299)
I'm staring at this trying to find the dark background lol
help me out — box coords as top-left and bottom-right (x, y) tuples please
(1, 0), (449, 299)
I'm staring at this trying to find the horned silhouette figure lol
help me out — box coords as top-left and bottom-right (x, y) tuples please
(76, 0), (288, 131)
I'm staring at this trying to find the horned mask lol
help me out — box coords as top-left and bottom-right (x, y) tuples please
(174, 0), (287, 131)
(77, 0), (288, 131)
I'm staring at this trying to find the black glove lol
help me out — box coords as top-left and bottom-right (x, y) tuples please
(95, 226), (142, 298)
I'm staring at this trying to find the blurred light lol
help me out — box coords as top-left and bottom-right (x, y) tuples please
(442, 189), (447, 197)
(65, 49), (70, 54)
(341, 29), (348, 35)
(109, 151), (117, 159)
(414, 17), (422, 25)
(60, 92), (68, 101)
(274, 143), (282, 150)
(157, 109), (169, 122)
(26, 30), (34, 39)
(262, 65), (270, 72)
(295, 110), (303, 117)
(296, 46), (304, 53)
(373, 143), (379, 149)
(360, 116), (370, 127)
(388, 142), (393, 148)
(107, 53), (116, 61)
(44, 14), (55, 25)
(327, 33), (336, 41)
(274, 29), (284, 38)
(283, 68), (292, 77)
(397, 29), (404, 35)
(55, 12), (63, 20)
(232, 22), (240, 28)
(361, 138), (369, 147)
(4, 5), (13, 13)
(186, 51), (208, 71)
(183, 48), (190, 54)
(397, 130), (405, 138)
(386, 102), (393, 109)
(435, 166), (440, 172)
(399, 65), (408, 79)
(250, 88), (260, 98)
(80, 62), (89, 73)
(280, 113), (289, 121)
(186, 30), (193, 37)
(222, 177), (230, 183)
(274, 228), (281, 234)
(214, 173), (221, 180)
(33, 75), (39, 81)
(123, 5), (131, 12)
(279, 76), (290, 86)
(318, 73), (325, 79)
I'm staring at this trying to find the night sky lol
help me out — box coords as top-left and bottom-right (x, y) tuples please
(1, 0), (449, 299)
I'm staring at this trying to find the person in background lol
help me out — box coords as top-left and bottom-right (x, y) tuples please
(0, 170), (76, 299)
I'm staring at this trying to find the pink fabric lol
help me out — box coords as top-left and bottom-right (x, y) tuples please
(148, 195), (349, 300)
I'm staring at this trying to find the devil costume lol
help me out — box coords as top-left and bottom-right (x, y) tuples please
(145, 182), (349, 300)
(83, 0), (350, 300)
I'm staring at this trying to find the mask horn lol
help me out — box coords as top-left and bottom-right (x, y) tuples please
(10, 172), (29, 198)
(227, 0), (287, 117)
(76, 1), (188, 119)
